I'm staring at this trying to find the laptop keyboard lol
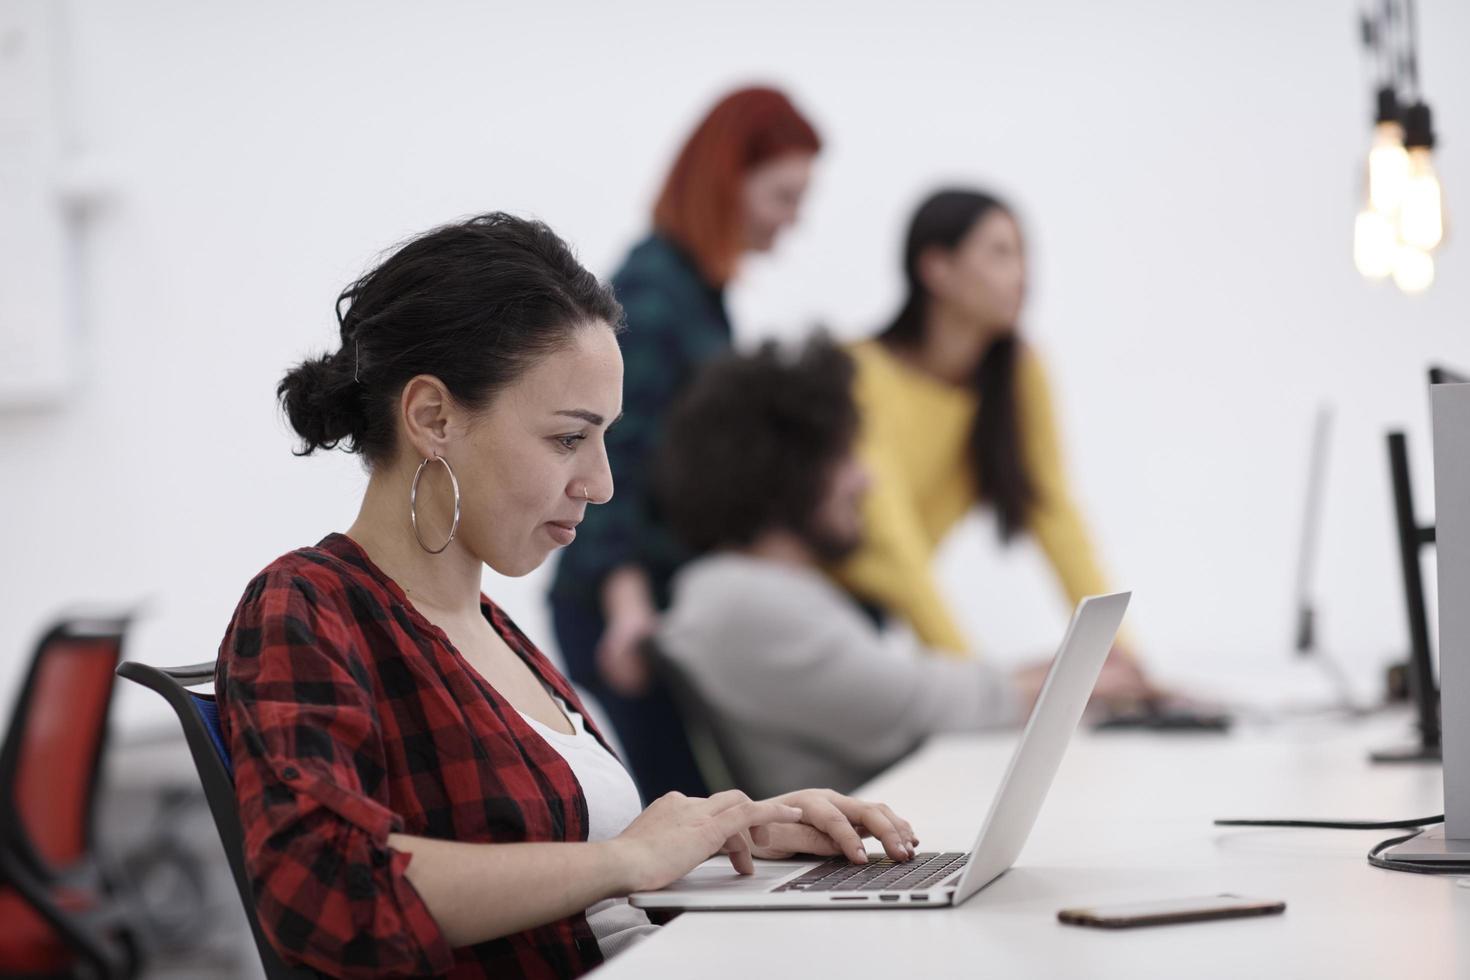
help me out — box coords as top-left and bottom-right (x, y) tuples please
(772, 852), (969, 893)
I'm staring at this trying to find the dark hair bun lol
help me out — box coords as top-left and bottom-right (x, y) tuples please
(275, 212), (622, 464)
(277, 350), (363, 455)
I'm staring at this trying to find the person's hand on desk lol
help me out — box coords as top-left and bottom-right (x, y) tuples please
(747, 788), (919, 864)
(609, 789), (919, 893)
(1096, 645), (1161, 706)
(610, 790), (804, 892)
(1012, 644), (1159, 714)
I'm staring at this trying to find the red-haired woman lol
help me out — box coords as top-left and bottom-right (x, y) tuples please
(550, 87), (821, 800)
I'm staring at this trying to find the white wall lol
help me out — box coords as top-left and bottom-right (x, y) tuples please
(3, 0), (1468, 732)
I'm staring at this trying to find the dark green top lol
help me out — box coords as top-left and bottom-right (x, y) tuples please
(550, 233), (733, 609)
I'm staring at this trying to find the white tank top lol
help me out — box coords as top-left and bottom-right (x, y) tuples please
(517, 696), (658, 958)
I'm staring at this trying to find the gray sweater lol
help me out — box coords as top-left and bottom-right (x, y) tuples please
(658, 553), (1021, 799)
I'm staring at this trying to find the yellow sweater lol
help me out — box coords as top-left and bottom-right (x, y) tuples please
(836, 339), (1112, 656)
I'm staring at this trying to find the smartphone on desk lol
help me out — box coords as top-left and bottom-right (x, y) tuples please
(1058, 894), (1285, 929)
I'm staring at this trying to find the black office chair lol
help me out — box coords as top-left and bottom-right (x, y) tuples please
(639, 640), (748, 794)
(0, 616), (146, 980)
(114, 660), (316, 980)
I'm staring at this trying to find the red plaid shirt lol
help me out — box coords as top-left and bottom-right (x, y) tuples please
(216, 533), (615, 978)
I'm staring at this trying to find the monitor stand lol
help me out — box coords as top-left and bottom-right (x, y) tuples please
(1369, 742), (1441, 764)
(1381, 825), (1470, 862)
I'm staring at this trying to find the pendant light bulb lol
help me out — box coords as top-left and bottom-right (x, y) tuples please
(1367, 88), (1409, 213)
(1368, 122), (1410, 214)
(1399, 103), (1444, 251)
(1391, 243), (1435, 294)
(1400, 148), (1444, 251)
(1354, 209), (1396, 279)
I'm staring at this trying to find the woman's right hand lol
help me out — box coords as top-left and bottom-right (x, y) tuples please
(597, 566), (659, 696)
(596, 609), (656, 696)
(609, 791), (804, 893)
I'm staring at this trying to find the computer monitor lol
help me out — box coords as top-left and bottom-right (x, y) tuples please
(1371, 429), (1440, 762)
(1292, 406), (1331, 656)
(1290, 406), (1357, 711)
(1437, 384), (1470, 844)
(1382, 381), (1470, 860)
(1370, 366), (1469, 763)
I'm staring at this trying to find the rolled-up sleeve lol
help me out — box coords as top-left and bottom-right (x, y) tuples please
(219, 575), (455, 978)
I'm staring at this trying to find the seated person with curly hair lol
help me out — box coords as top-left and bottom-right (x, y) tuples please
(655, 339), (1137, 799)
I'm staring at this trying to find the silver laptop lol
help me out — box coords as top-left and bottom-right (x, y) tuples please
(630, 592), (1130, 911)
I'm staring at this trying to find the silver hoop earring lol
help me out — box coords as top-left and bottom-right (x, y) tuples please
(410, 454), (461, 555)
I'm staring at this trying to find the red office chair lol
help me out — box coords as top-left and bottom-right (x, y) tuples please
(0, 617), (143, 979)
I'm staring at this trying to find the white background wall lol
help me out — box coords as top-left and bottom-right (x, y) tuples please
(3, 0), (1468, 733)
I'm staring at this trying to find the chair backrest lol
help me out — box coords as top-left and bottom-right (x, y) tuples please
(641, 639), (745, 794)
(189, 694), (233, 779)
(0, 617), (126, 873)
(115, 660), (316, 980)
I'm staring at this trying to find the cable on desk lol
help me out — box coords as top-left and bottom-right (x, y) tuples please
(1214, 814), (1470, 874)
(1366, 830), (1470, 874)
(1213, 814), (1443, 830)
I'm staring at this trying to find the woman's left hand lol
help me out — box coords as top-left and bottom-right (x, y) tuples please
(742, 789), (919, 864)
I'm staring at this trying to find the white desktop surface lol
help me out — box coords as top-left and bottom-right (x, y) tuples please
(595, 712), (1468, 979)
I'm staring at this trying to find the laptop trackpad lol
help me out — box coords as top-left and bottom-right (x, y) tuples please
(654, 857), (813, 893)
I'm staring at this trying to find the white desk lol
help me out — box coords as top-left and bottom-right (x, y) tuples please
(596, 712), (1469, 979)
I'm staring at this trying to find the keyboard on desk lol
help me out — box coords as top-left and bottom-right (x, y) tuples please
(773, 852), (969, 893)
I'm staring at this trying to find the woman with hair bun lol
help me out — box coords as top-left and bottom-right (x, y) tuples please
(218, 213), (917, 978)
(550, 86), (823, 801)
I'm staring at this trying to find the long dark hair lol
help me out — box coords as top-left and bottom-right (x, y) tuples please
(878, 189), (1033, 541)
(278, 212), (623, 464)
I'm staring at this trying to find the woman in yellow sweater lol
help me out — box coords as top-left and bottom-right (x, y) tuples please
(839, 188), (1147, 685)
